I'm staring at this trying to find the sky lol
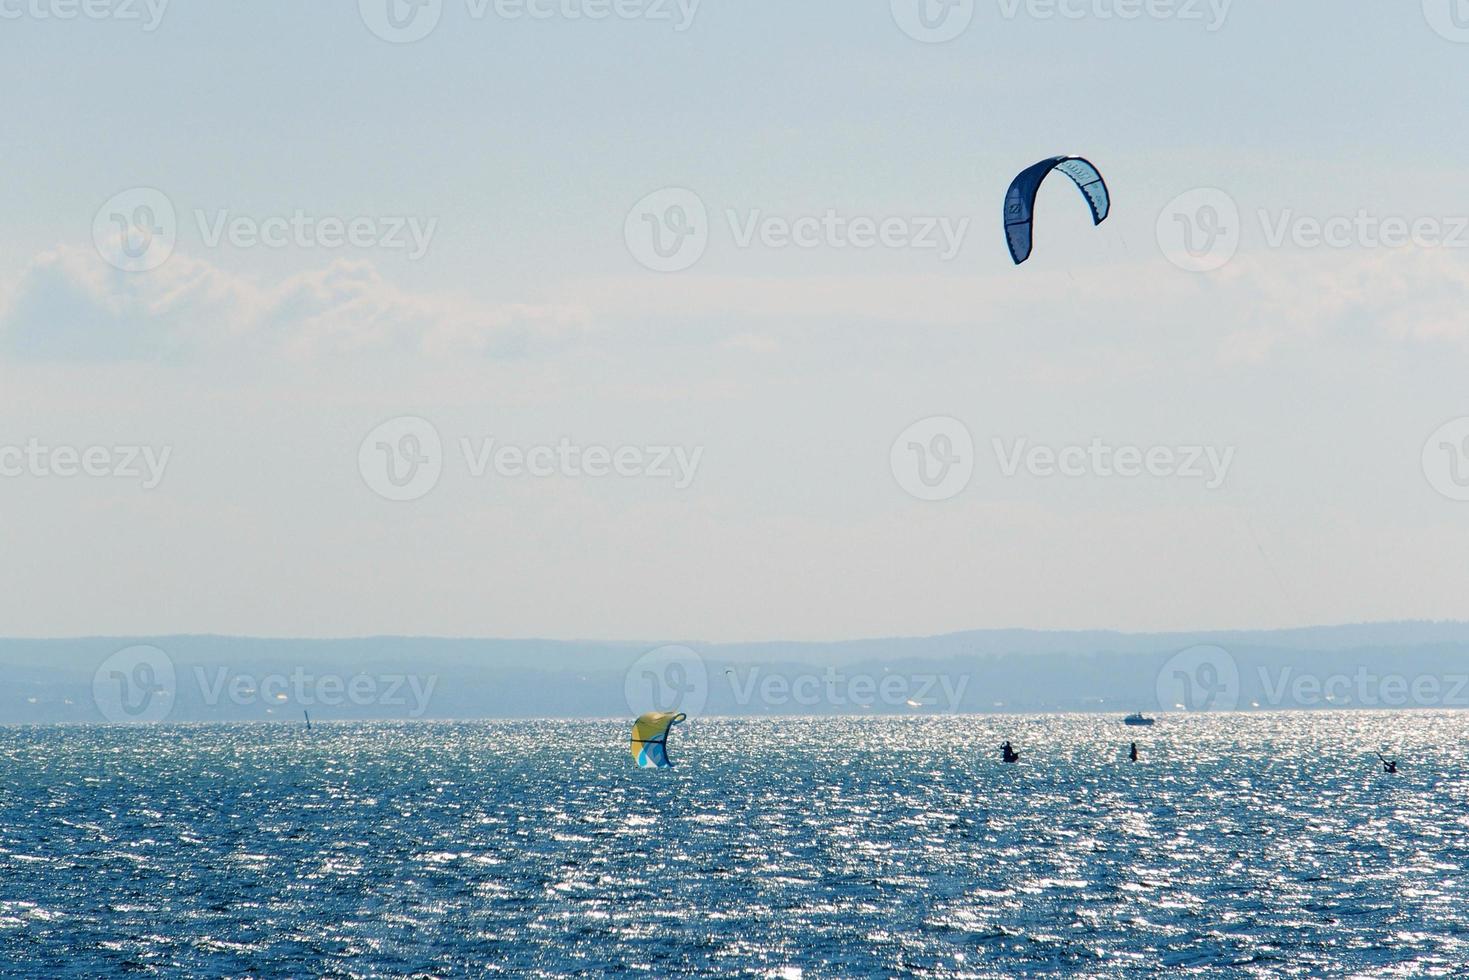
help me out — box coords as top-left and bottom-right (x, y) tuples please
(1, 0), (1467, 641)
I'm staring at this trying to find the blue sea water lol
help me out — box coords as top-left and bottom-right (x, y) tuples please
(1, 714), (1466, 978)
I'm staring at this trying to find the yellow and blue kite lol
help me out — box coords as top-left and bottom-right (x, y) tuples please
(630, 711), (686, 768)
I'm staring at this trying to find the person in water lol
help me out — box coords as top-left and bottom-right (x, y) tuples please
(1001, 741), (1019, 763)
(1129, 742), (1138, 763)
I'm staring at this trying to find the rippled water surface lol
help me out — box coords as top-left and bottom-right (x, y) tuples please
(2, 715), (1468, 977)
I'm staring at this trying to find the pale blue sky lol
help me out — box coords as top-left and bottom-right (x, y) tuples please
(1, 2), (1467, 639)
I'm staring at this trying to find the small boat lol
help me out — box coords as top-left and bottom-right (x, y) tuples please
(1123, 712), (1155, 727)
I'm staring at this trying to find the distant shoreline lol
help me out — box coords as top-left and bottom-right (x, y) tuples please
(10, 623), (1469, 724)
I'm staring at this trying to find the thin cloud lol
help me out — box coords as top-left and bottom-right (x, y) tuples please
(0, 246), (591, 362)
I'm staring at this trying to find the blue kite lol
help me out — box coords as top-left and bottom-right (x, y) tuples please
(1003, 156), (1110, 265)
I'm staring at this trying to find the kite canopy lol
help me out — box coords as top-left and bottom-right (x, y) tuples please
(1003, 156), (1110, 265)
(630, 711), (687, 769)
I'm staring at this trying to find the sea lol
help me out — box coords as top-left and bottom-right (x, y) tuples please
(1, 713), (1465, 978)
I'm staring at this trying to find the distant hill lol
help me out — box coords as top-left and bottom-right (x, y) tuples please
(5, 622), (1469, 723)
